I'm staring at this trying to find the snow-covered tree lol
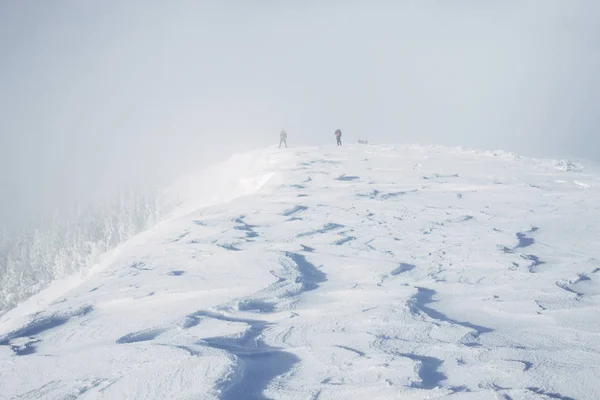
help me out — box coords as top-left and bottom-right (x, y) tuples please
(0, 185), (172, 316)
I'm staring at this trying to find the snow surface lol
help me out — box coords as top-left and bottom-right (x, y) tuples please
(1, 144), (599, 400)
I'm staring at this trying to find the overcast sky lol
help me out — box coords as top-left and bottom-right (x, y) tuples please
(1, 1), (599, 228)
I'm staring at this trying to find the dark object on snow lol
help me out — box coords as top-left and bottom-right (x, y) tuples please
(335, 129), (342, 146)
(279, 130), (288, 148)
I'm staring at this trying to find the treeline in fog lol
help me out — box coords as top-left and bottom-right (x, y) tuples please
(0, 187), (172, 316)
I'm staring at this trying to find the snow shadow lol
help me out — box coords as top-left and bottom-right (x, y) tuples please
(448, 215), (473, 223)
(115, 328), (170, 344)
(555, 282), (584, 298)
(218, 347), (298, 400)
(187, 311), (300, 400)
(332, 236), (355, 246)
(438, 215), (474, 226)
(168, 270), (186, 276)
(379, 263), (417, 286)
(284, 252), (327, 292)
(380, 189), (418, 200)
(391, 263), (416, 276)
(566, 274), (594, 296)
(398, 353), (447, 389)
(335, 345), (365, 357)
(297, 223), (344, 238)
(527, 387), (576, 400)
(501, 228), (544, 272)
(516, 233), (534, 248)
(282, 205), (308, 217)
(515, 227), (538, 249)
(521, 254), (545, 272)
(131, 261), (151, 271)
(9, 339), (41, 356)
(508, 359), (533, 371)
(179, 254), (324, 397)
(357, 189), (380, 199)
(232, 252), (327, 315)
(234, 216), (259, 239)
(336, 175), (360, 181)
(0, 306), (93, 355)
(410, 287), (493, 346)
(217, 243), (242, 251)
(168, 231), (190, 243)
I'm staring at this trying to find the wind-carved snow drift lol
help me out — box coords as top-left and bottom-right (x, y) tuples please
(0, 144), (599, 400)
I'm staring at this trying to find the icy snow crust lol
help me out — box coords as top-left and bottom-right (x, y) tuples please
(1, 144), (599, 399)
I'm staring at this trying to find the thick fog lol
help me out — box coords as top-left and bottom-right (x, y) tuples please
(1, 1), (599, 229)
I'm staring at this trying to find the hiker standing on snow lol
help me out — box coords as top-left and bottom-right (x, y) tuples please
(335, 129), (342, 146)
(279, 130), (288, 148)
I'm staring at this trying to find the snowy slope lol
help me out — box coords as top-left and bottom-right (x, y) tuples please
(1, 144), (599, 400)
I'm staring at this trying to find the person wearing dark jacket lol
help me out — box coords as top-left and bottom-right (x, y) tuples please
(335, 129), (342, 146)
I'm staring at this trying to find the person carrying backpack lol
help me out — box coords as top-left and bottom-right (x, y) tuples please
(334, 129), (342, 146)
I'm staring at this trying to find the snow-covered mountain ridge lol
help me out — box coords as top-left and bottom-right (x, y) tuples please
(1, 144), (599, 400)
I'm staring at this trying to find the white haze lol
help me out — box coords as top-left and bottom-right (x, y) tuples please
(1, 0), (599, 229)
